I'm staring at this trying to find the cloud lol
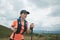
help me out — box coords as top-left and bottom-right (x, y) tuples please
(0, 0), (24, 27)
(27, 0), (60, 31)
(28, 0), (60, 8)
(40, 17), (60, 31)
(48, 5), (60, 17)
(0, 0), (60, 31)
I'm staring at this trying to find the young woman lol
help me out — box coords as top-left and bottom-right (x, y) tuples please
(9, 10), (34, 40)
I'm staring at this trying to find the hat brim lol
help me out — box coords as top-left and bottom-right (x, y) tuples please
(20, 10), (30, 14)
(26, 12), (30, 14)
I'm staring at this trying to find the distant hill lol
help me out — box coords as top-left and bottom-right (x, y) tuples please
(33, 30), (60, 34)
(0, 25), (60, 40)
(0, 25), (12, 38)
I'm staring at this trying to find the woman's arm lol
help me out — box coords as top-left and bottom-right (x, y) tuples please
(26, 23), (34, 34)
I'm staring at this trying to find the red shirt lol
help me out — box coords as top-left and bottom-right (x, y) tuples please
(10, 19), (28, 40)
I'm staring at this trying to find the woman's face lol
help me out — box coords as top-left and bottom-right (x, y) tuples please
(20, 13), (28, 19)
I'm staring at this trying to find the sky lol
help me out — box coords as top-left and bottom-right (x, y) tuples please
(0, 0), (60, 31)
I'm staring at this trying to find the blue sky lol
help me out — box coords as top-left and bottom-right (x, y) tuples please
(0, 0), (60, 31)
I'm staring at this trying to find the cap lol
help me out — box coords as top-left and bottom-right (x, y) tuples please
(20, 10), (30, 14)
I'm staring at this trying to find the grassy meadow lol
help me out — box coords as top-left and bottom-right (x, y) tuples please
(0, 25), (60, 40)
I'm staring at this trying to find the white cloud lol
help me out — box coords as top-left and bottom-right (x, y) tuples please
(0, 0), (60, 31)
(40, 17), (60, 31)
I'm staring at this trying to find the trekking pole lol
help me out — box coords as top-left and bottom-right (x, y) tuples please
(30, 23), (34, 40)
(30, 27), (33, 40)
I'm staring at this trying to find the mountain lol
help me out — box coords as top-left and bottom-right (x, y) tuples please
(0, 24), (60, 38)
(33, 30), (60, 34)
(0, 25), (12, 38)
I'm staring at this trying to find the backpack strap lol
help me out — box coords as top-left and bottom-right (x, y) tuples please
(15, 17), (22, 34)
(15, 17), (27, 34)
(22, 20), (27, 34)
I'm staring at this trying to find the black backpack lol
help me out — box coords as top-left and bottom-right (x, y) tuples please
(15, 17), (27, 34)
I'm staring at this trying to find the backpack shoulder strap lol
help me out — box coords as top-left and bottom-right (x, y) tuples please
(15, 17), (22, 34)
(15, 17), (27, 34)
(24, 20), (27, 31)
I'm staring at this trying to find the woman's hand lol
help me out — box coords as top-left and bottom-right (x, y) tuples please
(30, 23), (34, 30)
(26, 23), (34, 34)
(13, 28), (17, 32)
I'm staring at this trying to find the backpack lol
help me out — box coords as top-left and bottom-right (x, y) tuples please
(15, 17), (27, 34)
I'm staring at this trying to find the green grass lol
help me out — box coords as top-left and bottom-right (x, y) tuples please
(0, 25), (60, 40)
(0, 25), (12, 38)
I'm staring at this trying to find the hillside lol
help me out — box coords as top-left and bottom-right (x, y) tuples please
(0, 25), (60, 40)
(0, 25), (12, 38)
